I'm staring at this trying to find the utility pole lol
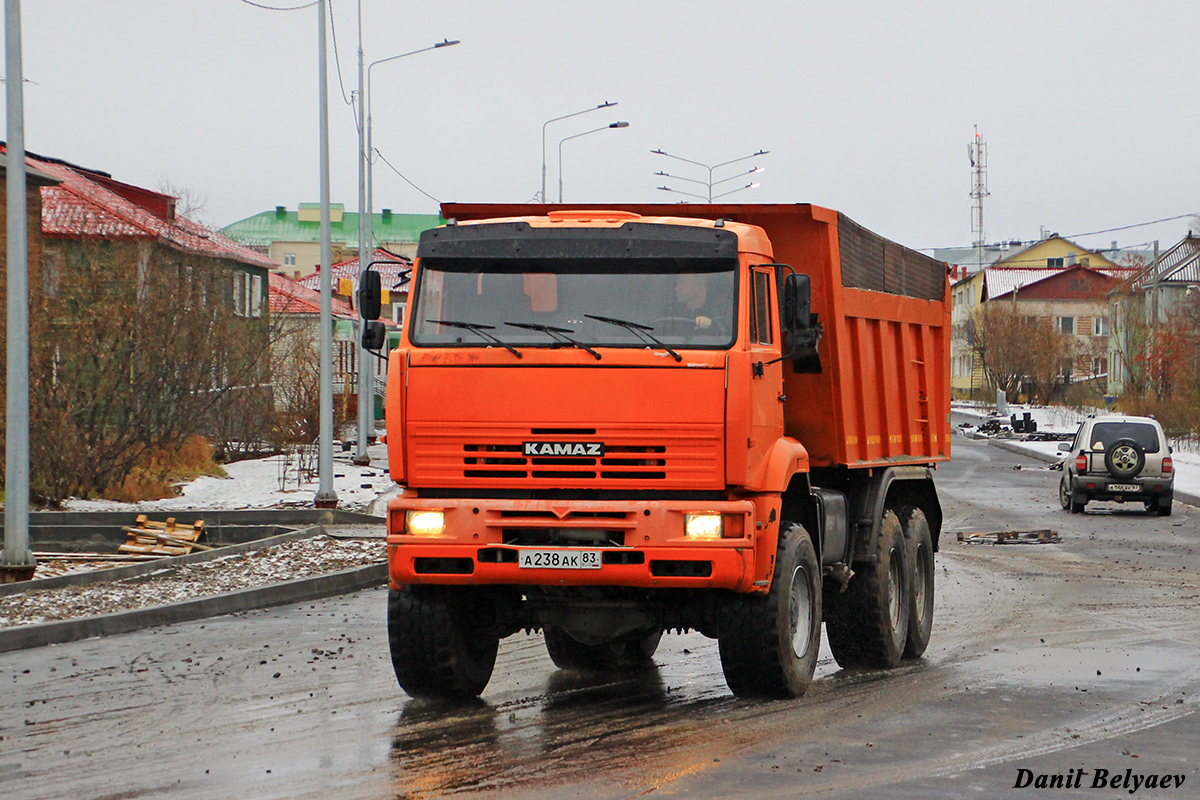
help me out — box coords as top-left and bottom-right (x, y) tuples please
(2, 0), (35, 582)
(969, 125), (989, 271)
(314, 0), (337, 508)
(353, 0), (373, 467)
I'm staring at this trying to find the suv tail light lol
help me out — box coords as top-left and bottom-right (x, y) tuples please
(1162, 457), (1173, 474)
(1075, 453), (1088, 474)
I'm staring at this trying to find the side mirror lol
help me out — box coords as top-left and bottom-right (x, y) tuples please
(362, 320), (387, 351)
(782, 272), (822, 373)
(358, 270), (382, 321)
(1058, 442), (1071, 452)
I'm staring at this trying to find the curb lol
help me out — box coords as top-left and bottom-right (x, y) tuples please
(0, 562), (387, 653)
(983, 438), (1200, 509)
(0, 525), (327, 598)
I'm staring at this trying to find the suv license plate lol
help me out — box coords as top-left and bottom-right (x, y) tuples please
(1109, 483), (1141, 493)
(518, 549), (602, 570)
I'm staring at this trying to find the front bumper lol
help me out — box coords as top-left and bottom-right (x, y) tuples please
(385, 495), (779, 593)
(1071, 474), (1173, 502)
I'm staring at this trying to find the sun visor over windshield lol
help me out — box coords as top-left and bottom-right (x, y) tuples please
(417, 221), (740, 274)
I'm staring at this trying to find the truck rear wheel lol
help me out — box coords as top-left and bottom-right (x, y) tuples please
(824, 509), (910, 669)
(543, 627), (663, 672)
(387, 587), (499, 700)
(717, 522), (822, 698)
(898, 506), (934, 659)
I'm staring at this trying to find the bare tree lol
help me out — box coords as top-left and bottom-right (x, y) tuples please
(968, 302), (1070, 404)
(155, 177), (209, 225)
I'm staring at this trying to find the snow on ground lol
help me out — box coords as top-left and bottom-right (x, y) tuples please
(61, 443), (398, 515)
(952, 401), (1200, 501)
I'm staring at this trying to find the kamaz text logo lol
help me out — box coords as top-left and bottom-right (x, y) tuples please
(523, 441), (605, 457)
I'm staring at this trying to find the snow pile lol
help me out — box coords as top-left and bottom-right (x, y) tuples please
(63, 444), (397, 514)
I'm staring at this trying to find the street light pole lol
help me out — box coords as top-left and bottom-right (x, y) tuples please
(540, 101), (616, 203)
(355, 36), (459, 466)
(3, 0), (35, 582)
(557, 121), (629, 203)
(354, 0), (370, 466)
(314, 0), (337, 508)
(650, 148), (769, 202)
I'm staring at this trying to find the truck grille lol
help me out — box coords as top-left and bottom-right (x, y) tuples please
(408, 424), (723, 489)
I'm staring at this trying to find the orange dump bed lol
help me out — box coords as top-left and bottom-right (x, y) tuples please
(441, 203), (951, 471)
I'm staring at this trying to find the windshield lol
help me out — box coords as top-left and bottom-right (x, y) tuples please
(409, 259), (738, 349)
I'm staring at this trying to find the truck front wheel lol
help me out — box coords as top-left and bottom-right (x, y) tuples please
(824, 509), (910, 669)
(387, 587), (499, 700)
(543, 627), (662, 672)
(717, 522), (822, 698)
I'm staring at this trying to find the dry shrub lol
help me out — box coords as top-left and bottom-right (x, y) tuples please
(102, 436), (226, 502)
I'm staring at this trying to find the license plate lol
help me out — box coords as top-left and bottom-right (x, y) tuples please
(518, 549), (602, 569)
(1109, 483), (1141, 493)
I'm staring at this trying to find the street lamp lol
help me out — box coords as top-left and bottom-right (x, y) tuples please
(558, 121), (629, 203)
(353, 31), (459, 466)
(650, 148), (769, 202)
(541, 101), (617, 203)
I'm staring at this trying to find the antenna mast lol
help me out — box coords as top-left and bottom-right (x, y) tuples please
(969, 125), (989, 268)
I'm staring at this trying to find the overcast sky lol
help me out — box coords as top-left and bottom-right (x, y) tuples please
(10, 0), (1199, 252)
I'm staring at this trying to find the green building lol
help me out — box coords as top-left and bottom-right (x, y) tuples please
(221, 204), (442, 279)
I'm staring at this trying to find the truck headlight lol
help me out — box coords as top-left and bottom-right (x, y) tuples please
(405, 510), (446, 536)
(685, 513), (723, 539)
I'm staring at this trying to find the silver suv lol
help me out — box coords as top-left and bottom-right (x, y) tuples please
(1058, 415), (1174, 516)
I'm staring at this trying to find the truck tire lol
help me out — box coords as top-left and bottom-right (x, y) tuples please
(543, 627), (662, 672)
(824, 509), (910, 670)
(387, 587), (499, 700)
(717, 522), (822, 698)
(898, 506), (934, 660)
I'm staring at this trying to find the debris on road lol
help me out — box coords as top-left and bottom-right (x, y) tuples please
(955, 529), (1062, 545)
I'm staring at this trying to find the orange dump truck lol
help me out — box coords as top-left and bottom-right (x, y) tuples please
(361, 203), (950, 700)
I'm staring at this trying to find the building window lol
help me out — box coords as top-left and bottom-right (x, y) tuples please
(1093, 317), (1108, 336)
(284, 253), (297, 267)
(1047, 257), (1064, 268)
(1058, 316), (1075, 335)
(393, 302), (406, 325)
(251, 274), (263, 318)
(1093, 356), (1105, 376)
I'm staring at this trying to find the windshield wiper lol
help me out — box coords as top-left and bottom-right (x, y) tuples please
(429, 319), (522, 358)
(505, 322), (602, 360)
(585, 314), (682, 362)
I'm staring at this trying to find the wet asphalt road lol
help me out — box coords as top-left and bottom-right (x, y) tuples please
(3, 434), (1199, 799)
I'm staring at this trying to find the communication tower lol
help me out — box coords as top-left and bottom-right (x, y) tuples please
(969, 126), (989, 265)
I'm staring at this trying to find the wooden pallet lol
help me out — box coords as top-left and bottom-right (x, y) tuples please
(118, 515), (211, 556)
(956, 529), (1061, 545)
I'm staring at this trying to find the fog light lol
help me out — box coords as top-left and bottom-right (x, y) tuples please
(406, 510), (446, 536)
(685, 513), (723, 539)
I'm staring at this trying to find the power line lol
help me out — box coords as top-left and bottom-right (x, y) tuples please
(374, 150), (441, 204)
(915, 212), (1198, 252)
(239, 0), (318, 10)
(325, 0), (355, 106)
(1061, 213), (1197, 240)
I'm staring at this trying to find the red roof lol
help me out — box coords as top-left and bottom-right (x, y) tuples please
(299, 248), (411, 294)
(5, 147), (277, 270)
(269, 271), (354, 318)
